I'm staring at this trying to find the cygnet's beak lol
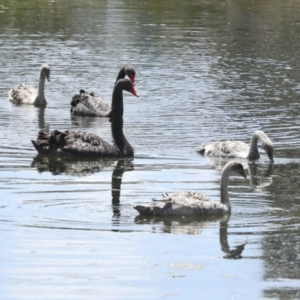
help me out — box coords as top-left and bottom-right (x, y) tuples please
(265, 147), (274, 163)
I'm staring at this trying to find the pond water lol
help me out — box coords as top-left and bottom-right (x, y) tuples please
(1, 0), (300, 299)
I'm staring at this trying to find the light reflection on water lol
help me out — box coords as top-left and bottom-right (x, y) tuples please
(1, 0), (300, 299)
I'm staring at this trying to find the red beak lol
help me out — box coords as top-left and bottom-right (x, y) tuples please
(130, 86), (139, 97)
(129, 74), (135, 84)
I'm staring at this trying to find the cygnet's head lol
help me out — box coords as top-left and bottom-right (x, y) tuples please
(41, 64), (50, 82)
(231, 161), (247, 179)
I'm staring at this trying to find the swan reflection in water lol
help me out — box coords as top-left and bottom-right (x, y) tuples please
(31, 156), (133, 208)
(135, 215), (247, 259)
(70, 113), (110, 130)
(219, 217), (247, 259)
(37, 107), (50, 132)
(248, 162), (273, 191)
(203, 156), (273, 191)
(32, 154), (117, 176)
(111, 158), (134, 218)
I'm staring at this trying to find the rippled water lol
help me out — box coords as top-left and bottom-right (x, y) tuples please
(1, 0), (300, 299)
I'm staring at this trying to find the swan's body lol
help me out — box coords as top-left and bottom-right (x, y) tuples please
(32, 79), (138, 157)
(134, 161), (247, 216)
(71, 90), (112, 117)
(198, 131), (274, 162)
(8, 64), (50, 107)
(71, 65), (135, 117)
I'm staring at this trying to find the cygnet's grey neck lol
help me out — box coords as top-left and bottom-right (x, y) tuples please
(35, 71), (46, 104)
(247, 133), (260, 160)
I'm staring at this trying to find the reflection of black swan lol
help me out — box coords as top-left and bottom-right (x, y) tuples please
(198, 131), (274, 162)
(111, 159), (133, 205)
(111, 159), (134, 219)
(32, 79), (138, 157)
(8, 64), (50, 107)
(71, 65), (135, 117)
(134, 161), (247, 216)
(31, 154), (116, 176)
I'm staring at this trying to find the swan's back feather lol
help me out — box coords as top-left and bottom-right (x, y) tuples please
(32, 130), (119, 157)
(134, 192), (228, 216)
(8, 84), (38, 104)
(155, 191), (211, 202)
(198, 140), (249, 158)
(71, 91), (111, 117)
(134, 191), (228, 216)
(70, 64), (136, 117)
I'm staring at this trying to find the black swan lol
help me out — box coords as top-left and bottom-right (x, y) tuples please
(8, 64), (50, 107)
(71, 65), (135, 117)
(32, 79), (138, 157)
(198, 131), (274, 162)
(134, 161), (247, 216)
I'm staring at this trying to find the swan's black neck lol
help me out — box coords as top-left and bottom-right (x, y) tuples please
(115, 67), (126, 85)
(220, 165), (231, 211)
(111, 85), (133, 157)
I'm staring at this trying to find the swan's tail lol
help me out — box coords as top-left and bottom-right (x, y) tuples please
(31, 140), (39, 150)
(31, 131), (58, 154)
(31, 132), (49, 153)
(197, 144), (206, 154)
(133, 204), (152, 215)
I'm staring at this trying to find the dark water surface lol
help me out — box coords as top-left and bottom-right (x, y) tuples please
(1, 0), (300, 299)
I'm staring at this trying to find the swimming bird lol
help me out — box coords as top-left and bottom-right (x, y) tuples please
(8, 64), (50, 107)
(32, 79), (138, 157)
(198, 131), (274, 162)
(134, 161), (247, 216)
(71, 65), (136, 117)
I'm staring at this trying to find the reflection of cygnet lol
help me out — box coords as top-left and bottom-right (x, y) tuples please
(157, 219), (207, 235)
(135, 215), (230, 235)
(202, 156), (273, 192)
(248, 163), (273, 191)
(220, 219), (247, 259)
